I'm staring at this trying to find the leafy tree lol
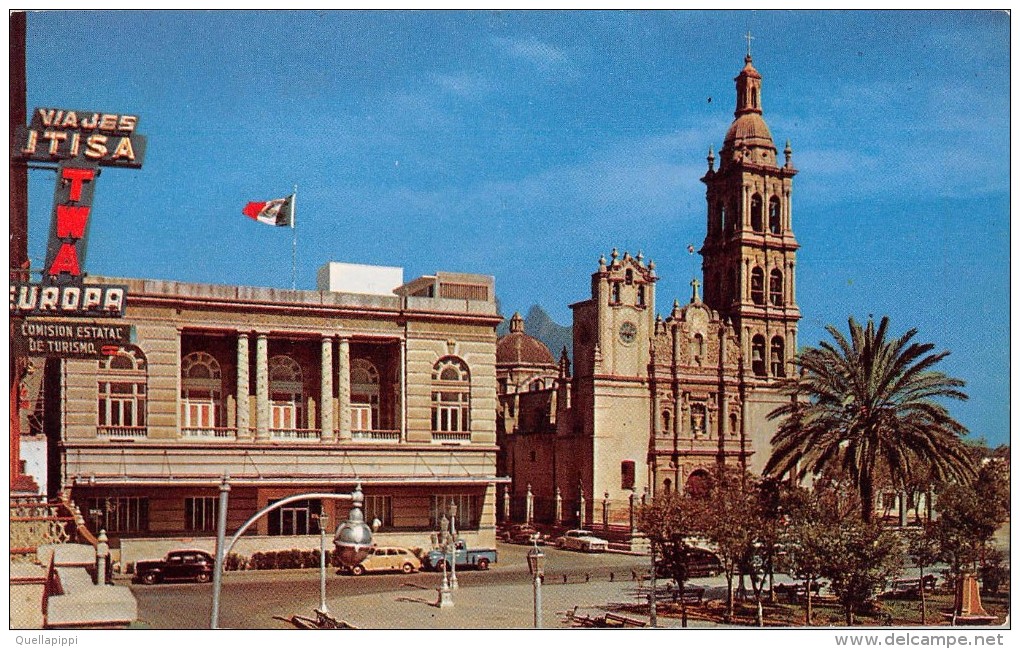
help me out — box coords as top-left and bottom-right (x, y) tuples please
(781, 484), (846, 626)
(906, 523), (941, 624)
(822, 517), (903, 626)
(638, 490), (707, 627)
(933, 454), (1009, 589)
(696, 467), (755, 622)
(767, 316), (974, 523)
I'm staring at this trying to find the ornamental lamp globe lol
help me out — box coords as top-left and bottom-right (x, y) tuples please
(332, 486), (374, 567)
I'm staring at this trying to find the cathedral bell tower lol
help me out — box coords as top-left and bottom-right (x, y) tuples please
(700, 52), (800, 382)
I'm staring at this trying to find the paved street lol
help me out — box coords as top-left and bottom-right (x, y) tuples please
(128, 542), (661, 629)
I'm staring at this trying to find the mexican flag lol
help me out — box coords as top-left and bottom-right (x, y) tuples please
(243, 194), (294, 227)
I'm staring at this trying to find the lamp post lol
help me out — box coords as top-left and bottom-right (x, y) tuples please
(210, 482), (374, 629)
(437, 512), (453, 608)
(526, 540), (545, 628)
(449, 502), (459, 590)
(317, 510), (329, 613)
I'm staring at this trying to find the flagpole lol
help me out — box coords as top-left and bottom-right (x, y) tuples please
(291, 184), (297, 291)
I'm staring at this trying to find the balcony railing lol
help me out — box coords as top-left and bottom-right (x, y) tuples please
(351, 429), (401, 441)
(269, 428), (319, 441)
(98, 425), (148, 440)
(181, 427), (238, 440)
(432, 431), (471, 443)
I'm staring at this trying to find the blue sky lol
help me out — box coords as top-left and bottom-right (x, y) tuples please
(23, 10), (1009, 446)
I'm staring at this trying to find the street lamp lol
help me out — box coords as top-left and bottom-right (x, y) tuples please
(210, 480), (375, 629)
(316, 510), (329, 613)
(448, 502), (459, 590)
(437, 512), (453, 608)
(526, 540), (545, 629)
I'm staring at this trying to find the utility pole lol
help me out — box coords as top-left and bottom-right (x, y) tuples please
(10, 10), (39, 495)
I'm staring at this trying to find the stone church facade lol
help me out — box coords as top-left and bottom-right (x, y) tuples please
(498, 54), (800, 529)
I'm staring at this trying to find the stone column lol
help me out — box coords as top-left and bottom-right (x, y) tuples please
(336, 337), (351, 440)
(320, 337), (335, 442)
(255, 332), (269, 441)
(554, 487), (563, 525)
(502, 484), (510, 521)
(236, 333), (250, 440)
(602, 492), (610, 533)
(525, 484), (534, 524)
(399, 338), (407, 441)
(578, 486), (586, 528)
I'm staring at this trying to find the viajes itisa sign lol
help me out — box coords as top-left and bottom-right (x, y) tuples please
(10, 107), (145, 325)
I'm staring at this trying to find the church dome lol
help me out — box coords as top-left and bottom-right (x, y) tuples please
(497, 312), (556, 367)
(723, 112), (775, 150)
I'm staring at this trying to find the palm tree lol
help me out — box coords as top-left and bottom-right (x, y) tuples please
(765, 316), (974, 523)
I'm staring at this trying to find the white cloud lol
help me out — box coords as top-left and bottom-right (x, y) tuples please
(492, 35), (570, 69)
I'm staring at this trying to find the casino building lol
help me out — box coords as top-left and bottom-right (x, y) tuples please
(44, 263), (503, 566)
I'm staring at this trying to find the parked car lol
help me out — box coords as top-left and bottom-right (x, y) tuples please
(556, 529), (609, 553)
(502, 524), (541, 545)
(344, 546), (421, 576)
(134, 549), (214, 585)
(654, 547), (723, 578)
(423, 540), (497, 571)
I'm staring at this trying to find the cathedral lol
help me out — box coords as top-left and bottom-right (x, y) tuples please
(497, 53), (800, 530)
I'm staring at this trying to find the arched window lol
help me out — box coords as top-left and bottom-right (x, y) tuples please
(98, 346), (147, 438)
(663, 478), (673, 493)
(625, 269), (634, 285)
(769, 269), (784, 306)
(351, 359), (380, 431)
(768, 196), (781, 234)
(770, 336), (786, 378)
(750, 267), (765, 305)
(661, 410), (672, 436)
(181, 351), (222, 431)
(611, 282), (621, 304)
(729, 412), (739, 437)
(750, 194), (764, 232)
(529, 378), (545, 391)
(269, 355), (303, 430)
(686, 470), (712, 498)
(751, 335), (767, 377)
(690, 333), (705, 366)
(637, 285), (646, 307)
(432, 357), (471, 434)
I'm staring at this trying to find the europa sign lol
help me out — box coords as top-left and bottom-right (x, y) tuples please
(10, 283), (127, 317)
(12, 108), (146, 168)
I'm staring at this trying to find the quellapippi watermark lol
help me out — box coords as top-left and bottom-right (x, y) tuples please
(14, 636), (78, 646)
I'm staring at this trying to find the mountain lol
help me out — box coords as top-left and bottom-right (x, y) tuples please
(495, 302), (573, 362)
(525, 305), (573, 362)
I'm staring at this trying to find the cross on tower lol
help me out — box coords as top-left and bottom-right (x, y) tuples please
(745, 30), (754, 57)
(690, 278), (702, 303)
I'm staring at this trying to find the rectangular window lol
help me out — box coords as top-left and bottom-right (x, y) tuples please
(352, 405), (372, 431)
(267, 498), (321, 536)
(621, 460), (636, 490)
(430, 494), (480, 530)
(364, 495), (393, 529)
(86, 497), (149, 533)
(184, 496), (218, 532)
